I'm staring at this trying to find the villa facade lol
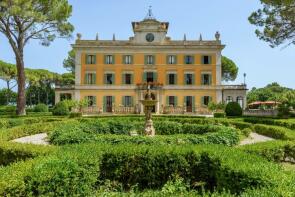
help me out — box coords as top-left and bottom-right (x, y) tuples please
(55, 11), (247, 114)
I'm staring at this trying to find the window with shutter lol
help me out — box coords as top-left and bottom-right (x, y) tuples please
(105, 55), (114, 64)
(124, 55), (132, 64)
(86, 55), (96, 64)
(185, 74), (193, 85)
(202, 55), (211, 65)
(201, 74), (211, 85)
(105, 73), (114, 85)
(167, 55), (176, 64)
(184, 55), (193, 64)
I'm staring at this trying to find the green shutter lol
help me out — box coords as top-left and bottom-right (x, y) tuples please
(201, 96), (205, 106)
(166, 74), (169, 85)
(166, 96), (169, 106)
(112, 74), (115, 85)
(184, 96), (187, 106)
(104, 74), (107, 84)
(209, 75), (212, 85)
(191, 56), (195, 64)
(112, 55), (115, 64)
(104, 55), (107, 64)
(192, 74), (195, 85)
(175, 55), (178, 64)
(144, 55), (147, 65)
(201, 74), (204, 85)
(201, 56), (204, 64)
(174, 74), (177, 85)
(152, 55), (155, 65)
(184, 74), (186, 85)
(183, 55), (186, 64)
(93, 96), (97, 106)
(103, 96), (106, 112)
(122, 96), (125, 106)
(166, 55), (170, 64)
(208, 56), (212, 64)
(122, 74), (125, 84)
(192, 96), (195, 112)
(112, 96), (115, 106)
(175, 96), (178, 106)
(93, 55), (96, 64)
(93, 74), (96, 84)
(143, 72), (147, 82)
(84, 74), (88, 84)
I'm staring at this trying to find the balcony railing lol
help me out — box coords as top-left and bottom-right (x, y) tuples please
(136, 82), (164, 90)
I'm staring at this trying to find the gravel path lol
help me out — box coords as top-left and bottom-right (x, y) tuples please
(12, 133), (49, 145)
(240, 132), (274, 146)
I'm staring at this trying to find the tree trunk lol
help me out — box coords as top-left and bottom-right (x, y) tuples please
(6, 81), (10, 105)
(15, 50), (26, 115)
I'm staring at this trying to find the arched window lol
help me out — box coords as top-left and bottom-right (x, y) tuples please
(237, 96), (244, 108)
(226, 96), (233, 104)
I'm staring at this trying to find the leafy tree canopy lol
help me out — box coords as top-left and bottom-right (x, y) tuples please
(247, 82), (295, 105)
(221, 56), (239, 82)
(63, 49), (75, 73)
(0, 0), (74, 115)
(249, 0), (295, 47)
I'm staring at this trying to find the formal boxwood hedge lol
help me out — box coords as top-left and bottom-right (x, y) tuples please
(48, 119), (240, 146)
(50, 130), (239, 146)
(239, 140), (295, 163)
(253, 124), (295, 140)
(243, 117), (295, 130)
(0, 120), (72, 141)
(0, 144), (294, 196)
(0, 142), (55, 166)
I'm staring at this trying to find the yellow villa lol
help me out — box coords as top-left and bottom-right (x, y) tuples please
(55, 10), (247, 115)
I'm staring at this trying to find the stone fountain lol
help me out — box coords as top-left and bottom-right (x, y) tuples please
(140, 84), (157, 136)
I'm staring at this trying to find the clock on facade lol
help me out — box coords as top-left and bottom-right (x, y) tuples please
(146, 33), (155, 42)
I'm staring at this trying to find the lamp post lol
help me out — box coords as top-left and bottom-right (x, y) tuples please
(243, 73), (247, 85)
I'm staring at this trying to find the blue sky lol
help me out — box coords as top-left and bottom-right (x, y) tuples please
(0, 0), (294, 89)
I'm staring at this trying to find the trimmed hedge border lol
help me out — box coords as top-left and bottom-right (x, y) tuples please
(244, 117), (295, 130)
(0, 142), (56, 166)
(0, 144), (294, 196)
(238, 140), (295, 163)
(253, 124), (295, 140)
(49, 119), (240, 146)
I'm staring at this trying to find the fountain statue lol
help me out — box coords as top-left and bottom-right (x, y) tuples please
(140, 84), (157, 136)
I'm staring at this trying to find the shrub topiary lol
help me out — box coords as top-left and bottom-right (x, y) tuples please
(52, 102), (69, 116)
(241, 128), (252, 137)
(33, 103), (48, 112)
(225, 102), (242, 117)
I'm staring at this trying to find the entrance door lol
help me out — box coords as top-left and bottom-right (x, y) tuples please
(186, 96), (193, 112)
(106, 96), (113, 112)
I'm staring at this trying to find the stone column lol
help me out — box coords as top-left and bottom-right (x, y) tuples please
(75, 50), (82, 86)
(216, 51), (222, 85)
(156, 91), (160, 114)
